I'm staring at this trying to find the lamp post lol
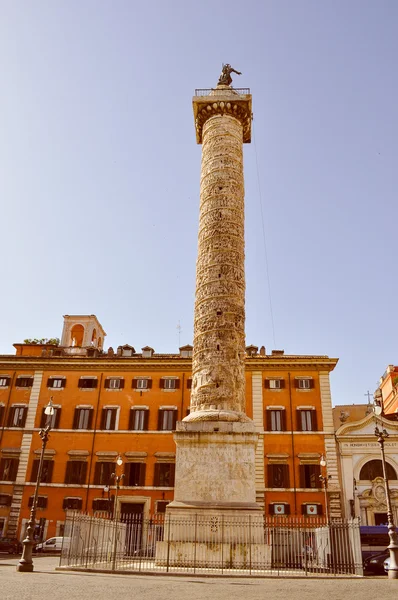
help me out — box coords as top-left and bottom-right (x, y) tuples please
(111, 454), (124, 570)
(319, 454), (331, 524)
(373, 389), (398, 580)
(17, 398), (55, 572)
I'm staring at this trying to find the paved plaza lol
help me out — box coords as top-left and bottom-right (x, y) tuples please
(0, 556), (397, 600)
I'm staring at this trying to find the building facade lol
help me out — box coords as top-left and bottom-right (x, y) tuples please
(378, 365), (398, 417)
(333, 404), (398, 524)
(0, 315), (340, 540)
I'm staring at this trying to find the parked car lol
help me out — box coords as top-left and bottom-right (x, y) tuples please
(34, 537), (70, 553)
(384, 556), (391, 573)
(363, 550), (389, 575)
(0, 537), (22, 554)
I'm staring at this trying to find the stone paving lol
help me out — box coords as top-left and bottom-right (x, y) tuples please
(1, 555), (397, 600)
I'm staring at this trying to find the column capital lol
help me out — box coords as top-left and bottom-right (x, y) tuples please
(192, 86), (252, 144)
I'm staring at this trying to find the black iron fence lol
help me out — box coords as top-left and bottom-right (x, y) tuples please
(59, 512), (363, 577)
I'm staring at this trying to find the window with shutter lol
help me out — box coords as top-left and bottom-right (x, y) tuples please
(158, 409), (177, 430)
(0, 458), (19, 481)
(94, 462), (115, 485)
(106, 378), (124, 390)
(28, 496), (47, 509)
(40, 406), (61, 429)
(93, 499), (112, 511)
(15, 377), (33, 388)
(73, 408), (93, 429)
(297, 410), (314, 431)
(267, 410), (285, 431)
(101, 408), (117, 430)
(8, 406), (27, 427)
(154, 463), (175, 487)
(267, 464), (289, 488)
(0, 494), (12, 506)
(65, 461), (87, 485)
(62, 497), (83, 510)
(48, 378), (65, 389)
(31, 459), (54, 483)
(129, 409), (148, 431)
(162, 379), (177, 390)
(125, 462), (146, 486)
(300, 464), (321, 488)
(187, 378), (192, 389)
(78, 378), (98, 389)
(0, 377), (10, 387)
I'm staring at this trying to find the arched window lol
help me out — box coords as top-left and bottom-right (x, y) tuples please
(70, 324), (84, 347)
(359, 459), (397, 481)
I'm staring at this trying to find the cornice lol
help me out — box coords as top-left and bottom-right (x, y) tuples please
(0, 354), (338, 372)
(193, 91), (252, 144)
(335, 412), (398, 437)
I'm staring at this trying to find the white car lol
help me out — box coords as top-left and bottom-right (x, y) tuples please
(384, 556), (390, 573)
(35, 537), (70, 553)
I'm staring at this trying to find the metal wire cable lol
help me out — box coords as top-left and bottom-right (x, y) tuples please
(253, 127), (277, 348)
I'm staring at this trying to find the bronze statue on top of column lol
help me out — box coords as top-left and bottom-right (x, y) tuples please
(218, 64), (242, 86)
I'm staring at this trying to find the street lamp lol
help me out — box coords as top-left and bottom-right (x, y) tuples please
(373, 389), (398, 580)
(111, 454), (124, 519)
(17, 398), (55, 572)
(111, 454), (124, 570)
(319, 454), (331, 524)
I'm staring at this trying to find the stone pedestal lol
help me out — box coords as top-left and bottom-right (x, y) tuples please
(156, 421), (269, 567)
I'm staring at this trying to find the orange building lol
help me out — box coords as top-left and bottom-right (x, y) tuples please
(0, 315), (341, 541)
(378, 365), (398, 416)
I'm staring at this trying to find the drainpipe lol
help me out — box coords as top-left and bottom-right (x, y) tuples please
(85, 372), (103, 511)
(288, 372), (297, 515)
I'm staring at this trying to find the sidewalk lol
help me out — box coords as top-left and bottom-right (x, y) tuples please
(1, 555), (397, 600)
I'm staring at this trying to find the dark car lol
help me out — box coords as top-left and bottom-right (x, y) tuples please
(0, 537), (22, 554)
(363, 550), (389, 575)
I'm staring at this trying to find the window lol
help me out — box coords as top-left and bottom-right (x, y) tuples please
(7, 406), (27, 427)
(160, 378), (179, 390)
(30, 459), (54, 483)
(73, 408), (93, 429)
(153, 463), (175, 487)
(301, 503), (323, 516)
(0, 377), (10, 387)
(100, 408), (118, 430)
(0, 458), (19, 481)
(40, 406), (61, 429)
(65, 461), (88, 485)
(93, 499), (112, 511)
(124, 462), (146, 486)
(158, 409), (177, 431)
(15, 377), (33, 388)
(0, 494), (12, 506)
(156, 501), (169, 514)
(78, 378), (98, 389)
(94, 461), (116, 485)
(269, 503), (290, 516)
(359, 459), (397, 480)
(297, 409), (317, 431)
(267, 464), (290, 488)
(105, 378), (124, 390)
(129, 409), (149, 431)
(296, 378), (314, 390)
(47, 378), (65, 389)
(62, 497), (83, 510)
(300, 464), (321, 488)
(187, 378), (192, 389)
(266, 409), (286, 431)
(132, 378), (152, 390)
(28, 496), (47, 509)
(265, 379), (285, 390)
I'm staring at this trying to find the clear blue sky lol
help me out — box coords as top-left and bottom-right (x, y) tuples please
(1, 1), (397, 406)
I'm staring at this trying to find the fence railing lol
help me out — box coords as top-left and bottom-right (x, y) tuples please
(194, 88), (250, 97)
(59, 512), (363, 577)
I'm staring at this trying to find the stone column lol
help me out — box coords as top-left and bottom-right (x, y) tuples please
(187, 84), (252, 423)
